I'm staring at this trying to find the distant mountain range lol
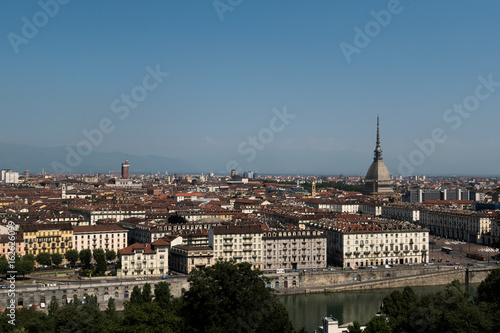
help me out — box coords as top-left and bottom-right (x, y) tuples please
(0, 142), (198, 174)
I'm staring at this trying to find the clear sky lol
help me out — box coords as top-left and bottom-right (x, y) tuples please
(1, 1), (499, 176)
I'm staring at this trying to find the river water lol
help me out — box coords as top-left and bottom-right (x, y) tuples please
(278, 284), (479, 333)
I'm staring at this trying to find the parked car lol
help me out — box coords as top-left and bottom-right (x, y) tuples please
(384, 265), (392, 268)
(161, 276), (169, 279)
(367, 265), (378, 269)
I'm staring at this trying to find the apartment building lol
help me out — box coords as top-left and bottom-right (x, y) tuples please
(0, 234), (24, 258)
(117, 236), (182, 278)
(209, 224), (264, 270)
(169, 245), (214, 274)
(21, 223), (73, 257)
(73, 224), (128, 253)
(71, 206), (146, 224)
(381, 203), (421, 222)
(309, 220), (429, 268)
(419, 208), (491, 244)
(261, 229), (327, 271)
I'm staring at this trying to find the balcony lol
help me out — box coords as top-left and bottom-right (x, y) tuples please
(354, 252), (361, 255)
(364, 251), (370, 255)
(345, 252), (352, 256)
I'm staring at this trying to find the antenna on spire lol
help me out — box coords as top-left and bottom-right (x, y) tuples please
(374, 116), (383, 161)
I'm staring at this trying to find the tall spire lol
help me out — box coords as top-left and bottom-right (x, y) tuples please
(374, 115), (383, 161)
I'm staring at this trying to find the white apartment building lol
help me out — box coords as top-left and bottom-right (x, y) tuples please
(73, 224), (128, 253)
(304, 199), (360, 213)
(209, 224), (264, 270)
(381, 203), (421, 222)
(72, 207), (146, 224)
(262, 229), (327, 271)
(419, 208), (491, 244)
(309, 220), (429, 268)
(2, 171), (19, 184)
(117, 237), (182, 278)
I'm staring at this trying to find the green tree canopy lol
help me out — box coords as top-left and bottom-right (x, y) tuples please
(79, 249), (92, 269)
(35, 252), (51, 267)
(0, 255), (9, 275)
(182, 260), (294, 333)
(94, 249), (107, 276)
(23, 253), (36, 263)
(51, 253), (63, 267)
(65, 249), (79, 268)
(154, 281), (172, 310)
(106, 250), (117, 261)
(15, 258), (34, 277)
(93, 248), (105, 260)
(476, 268), (500, 305)
(142, 283), (153, 303)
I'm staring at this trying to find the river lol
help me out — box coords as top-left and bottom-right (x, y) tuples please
(278, 284), (479, 333)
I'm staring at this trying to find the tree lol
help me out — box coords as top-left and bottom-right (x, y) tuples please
(154, 281), (172, 309)
(181, 260), (294, 332)
(142, 283), (152, 303)
(130, 286), (143, 305)
(48, 298), (59, 316)
(364, 316), (392, 333)
(477, 268), (500, 305)
(94, 250), (107, 276)
(347, 321), (363, 333)
(79, 249), (92, 269)
(16, 259), (35, 277)
(51, 253), (63, 268)
(106, 250), (116, 261)
(23, 253), (36, 263)
(93, 248), (105, 261)
(0, 255), (9, 275)
(36, 252), (51, 267)
(65, 249), (79, 268)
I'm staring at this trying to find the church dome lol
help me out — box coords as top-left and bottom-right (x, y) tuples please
(365, 160), (391, 181)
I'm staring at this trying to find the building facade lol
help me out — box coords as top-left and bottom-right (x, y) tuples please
(419, 208), (491, 244)
(117, 237), (182, 278)
(209, 224), (264, 270)
(169, 245), (214, 274)
(73, 224), (128, 253)
(21, 223), (73, 257)
(261, 229), (327, 271)
(309, 220), (429, 268)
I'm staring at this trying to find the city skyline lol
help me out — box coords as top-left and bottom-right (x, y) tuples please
(1, 1), (500, 175)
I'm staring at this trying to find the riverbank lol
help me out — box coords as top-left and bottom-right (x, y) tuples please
(271, 265), (495, 296)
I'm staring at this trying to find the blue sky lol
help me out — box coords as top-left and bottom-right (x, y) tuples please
(1, 1), (499, 176)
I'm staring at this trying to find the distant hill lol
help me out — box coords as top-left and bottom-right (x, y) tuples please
(0, 142), (198, 174)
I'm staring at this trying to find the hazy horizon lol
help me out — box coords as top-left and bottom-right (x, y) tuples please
(1, 1), (499, 176)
